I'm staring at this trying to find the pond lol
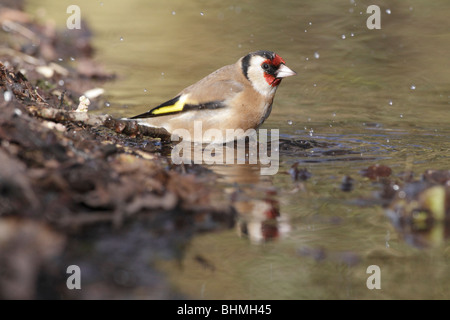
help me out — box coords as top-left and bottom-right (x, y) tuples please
(27, 0), (450, 299)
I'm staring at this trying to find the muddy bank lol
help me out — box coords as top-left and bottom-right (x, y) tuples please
(0, 2), (234, 299)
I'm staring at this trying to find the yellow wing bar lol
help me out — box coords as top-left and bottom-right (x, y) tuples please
(129, 94), (225, 119)
(151, 95), (188, 115)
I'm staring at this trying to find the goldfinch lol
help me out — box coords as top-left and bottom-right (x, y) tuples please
(129, 50), (296, 143)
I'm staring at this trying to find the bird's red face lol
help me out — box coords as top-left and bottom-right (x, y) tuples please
(260, 54), (296, 87)
(261, 54), (285, 87)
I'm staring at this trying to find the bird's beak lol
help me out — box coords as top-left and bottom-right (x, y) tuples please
(276, 64), (297, 78)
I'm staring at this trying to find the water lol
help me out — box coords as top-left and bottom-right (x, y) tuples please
(27, 0), (450, 299)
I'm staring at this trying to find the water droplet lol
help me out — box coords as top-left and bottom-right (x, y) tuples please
(171, 11), (176, 15)
(309, 22), (312, 26)
(350, 32), (355, 37)
(287, 120), (293, 125)
(386, 9), (391, 14)
(410, 85), (416, 90)
(341, 34), (346, 40)
(314, 52), (320, 59)
(388, 100), (393, 106)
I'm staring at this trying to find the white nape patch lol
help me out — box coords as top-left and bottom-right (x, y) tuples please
(246, 56), (278, 97)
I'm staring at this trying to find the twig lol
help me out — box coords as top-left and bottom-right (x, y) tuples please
(1, 20), (40, 44)
(27, 105), (172, 141)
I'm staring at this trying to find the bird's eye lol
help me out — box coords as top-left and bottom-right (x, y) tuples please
(261, 63), (270, 70)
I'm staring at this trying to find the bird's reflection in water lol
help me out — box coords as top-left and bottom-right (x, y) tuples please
(211, 163), (291, 244)
(169, 136), (291, 244)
